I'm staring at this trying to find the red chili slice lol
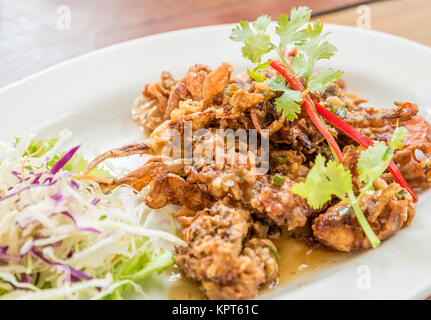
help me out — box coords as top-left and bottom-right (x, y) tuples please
(269, 59), (343, 164)
(314, 102), (418, 202)
(269, 59), (418, 202)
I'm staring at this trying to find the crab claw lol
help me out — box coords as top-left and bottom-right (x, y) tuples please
(96, 156), (186, 191)
(84, 143), (152, 175)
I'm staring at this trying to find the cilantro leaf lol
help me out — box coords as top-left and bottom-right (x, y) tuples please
(230, 6), (343, 112)
(313, 40), (338, 61)
(357, 143), (392, 189)
(247, 61), (271, 82)
(291, 154), (352, 209)
(389, 126), (408, 149)
(295, 20), (338, 80)
(230, 16), (273, 63)
(290, 53), (308, 78)
(276, 6), (311, 47)
(357, 126), (408, 189)
(266, 75), (290, 91)
(275, 92), (302, 121)
(267, 76), (303, 121)
(242, 32), (272, 63)
(254, 15), (272, 31)
(229, 20), (253, 42)
(308, 68), (344, 93)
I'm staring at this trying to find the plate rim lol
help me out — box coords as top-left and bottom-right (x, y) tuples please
(1, 22), (430, 94)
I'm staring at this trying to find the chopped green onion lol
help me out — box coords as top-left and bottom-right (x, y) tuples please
(330, 105), (347, 119)
(270, 173), (285, 187)
(267, 245), (280, 259)
(275, 156), (288, 165)
(395, 190), (406, 200)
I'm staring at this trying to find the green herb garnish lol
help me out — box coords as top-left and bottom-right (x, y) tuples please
(275, 156), (288, 165)
(330, 105), (347, 119)
(247, 61), (271, 82)
(270, 173), (285, 187)
(291, 128), (408, 248)
(230, 6), (343, 122)
(267, 245), (281, 259)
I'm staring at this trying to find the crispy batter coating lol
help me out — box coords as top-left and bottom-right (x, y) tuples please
(132, 71), (176, 131)
(175, 201), (278, 300)
(313, 183), (415, 252)
(250, 178), (311, 229)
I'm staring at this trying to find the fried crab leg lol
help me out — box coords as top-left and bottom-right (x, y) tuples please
(85, 146), (210, 210)
(84, 143), (153, 175)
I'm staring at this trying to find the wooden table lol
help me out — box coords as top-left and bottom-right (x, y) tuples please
(1, 0), (430, 299)
(2, 0), (430, 88)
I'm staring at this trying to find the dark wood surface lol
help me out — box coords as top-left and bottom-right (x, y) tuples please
(0, 0), (370, 87)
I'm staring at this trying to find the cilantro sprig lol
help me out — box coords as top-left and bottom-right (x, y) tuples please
(291, 127), (409, 248)
(266, 76), (302, 121)
(230, 6), (343, 121)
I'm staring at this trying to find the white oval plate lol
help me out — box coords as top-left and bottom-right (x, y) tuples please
(1, 24), (431, 300)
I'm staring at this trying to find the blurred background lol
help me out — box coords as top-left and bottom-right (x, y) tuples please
(0, 0), (429, 87)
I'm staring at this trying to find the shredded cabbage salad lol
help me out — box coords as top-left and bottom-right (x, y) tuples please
(0, 130), (183, 300)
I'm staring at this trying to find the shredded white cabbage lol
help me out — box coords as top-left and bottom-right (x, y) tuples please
(0, 130), (183, 300)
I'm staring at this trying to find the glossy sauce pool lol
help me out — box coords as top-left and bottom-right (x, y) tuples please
(168, 232), (350, 300)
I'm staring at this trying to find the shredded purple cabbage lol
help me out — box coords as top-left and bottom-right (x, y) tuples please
(70, 180), (79, 189)
(42, 177), (53, 184)
(60, 211), (101, 234)
(0, 246), (22, 262)
(0, 253), (21, 262)
(30, 248), (92, 283)
(10, 171), (23, 181)
(0, 179), (58, 202)
(49, 146), (80, 174)
(90, 198), (100, 206)
(32, 172), (43, 184)
(9, 171), (31, 183)
(50, 191), (63, 201)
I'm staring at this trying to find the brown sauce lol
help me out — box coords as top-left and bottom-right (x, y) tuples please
(271, 236), (348, 287)
(168, 232), (350, 300)
(168, 266), (206, 300)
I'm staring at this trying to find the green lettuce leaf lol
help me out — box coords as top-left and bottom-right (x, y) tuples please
(18, 137), (110, 177)
(104, 240), (174, 300)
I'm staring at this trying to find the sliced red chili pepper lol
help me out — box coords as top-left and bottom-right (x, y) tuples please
(269, 59), (417, 202)
(269, 59), (343, 164)
(399, 102), (415, 118)
(314, 102), (418, 202)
